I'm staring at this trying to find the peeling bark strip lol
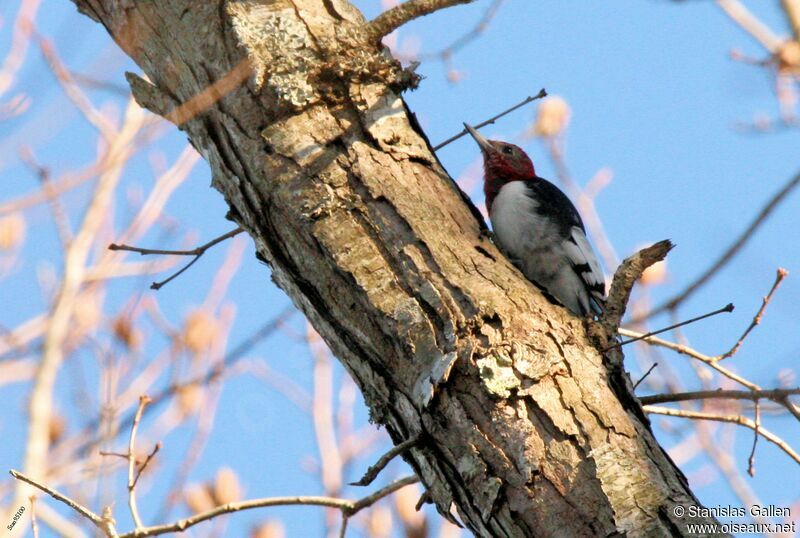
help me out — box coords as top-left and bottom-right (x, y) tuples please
(70, 1), (723, 535)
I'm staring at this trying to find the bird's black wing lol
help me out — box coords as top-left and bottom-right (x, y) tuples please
(524, 177), (585, 236)
(525, 177), (605, 312)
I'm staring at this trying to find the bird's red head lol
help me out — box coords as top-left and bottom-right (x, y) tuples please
(464, 124), (535, 213)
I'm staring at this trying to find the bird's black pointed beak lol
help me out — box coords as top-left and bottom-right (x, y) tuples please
(463, 123), (494, 153)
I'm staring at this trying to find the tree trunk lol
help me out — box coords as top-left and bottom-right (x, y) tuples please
(70, 1), (723, 535)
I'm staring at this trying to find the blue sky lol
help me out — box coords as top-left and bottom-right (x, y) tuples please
(1, 0), (799, 536)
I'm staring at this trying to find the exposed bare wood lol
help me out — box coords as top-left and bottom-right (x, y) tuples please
(367, 0), (477, 41)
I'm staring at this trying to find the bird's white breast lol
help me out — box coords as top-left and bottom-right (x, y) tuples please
(490, 181), (561, 266)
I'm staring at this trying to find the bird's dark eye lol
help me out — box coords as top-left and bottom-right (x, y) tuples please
(502, 146), (514, 155)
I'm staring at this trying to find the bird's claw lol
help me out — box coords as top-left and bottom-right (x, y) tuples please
(479, 228), (495, 242)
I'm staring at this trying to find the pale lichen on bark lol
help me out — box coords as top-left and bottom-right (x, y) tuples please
(64, 0), (726, 536)
(476, 354), (519, 398)
(227, 1), (319, 108)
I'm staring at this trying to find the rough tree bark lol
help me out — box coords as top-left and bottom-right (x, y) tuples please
(68, 1), (722, 536)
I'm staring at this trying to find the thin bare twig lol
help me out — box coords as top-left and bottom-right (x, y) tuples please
(121, 475), (419, 538)
(109, 227), (244, 290)
(99, 451), (129, 459)
(748, 400), (760, 477)
(350, 435), (421, 487)
(720, 268), (788, 359)
(641, 170), (800, 321)
(632, 363), (658, 391)
(109, 227), (243, 257)
(417, 0), (504, 63)
(0, 0), (41, 100)
(132, 443), (161, 489)
(639, 387), (800, 405)
(348, 476), (419, 512)
(367, 0), (477, 41)
(39, 36), (117, 140)
(13, 102), (145, 521)
(691, 413), (770, 524)
(643, 405), (800, 466)
(605, 303), (734, 351)
(622, 267), (800, 418)
(433, 89), (547, 150)
(19, 147), (73, 248)
(717, 0), (784, 53)
(29, 495), (40, 538)
(783, 0), (800, 39)
(12, 471), (417, 538)
(618, 328), (761, 391)
(128, 395), (152, 530)
(9, 470), (106, 528)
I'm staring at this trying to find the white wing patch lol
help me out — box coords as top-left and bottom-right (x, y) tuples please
(563, 227), (605, 306)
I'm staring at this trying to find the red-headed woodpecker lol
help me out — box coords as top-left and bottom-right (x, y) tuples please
(465, 124), (605, 316)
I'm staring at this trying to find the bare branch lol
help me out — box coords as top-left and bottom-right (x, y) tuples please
(717, 0), (784, 52)
(109, 227), (243, 257)
(606, 303), (733, 351)
(9, 470), (107, 529)
(99, 451), (129, 459)
(13, 453), (417, 538)
(618, 328), (761, 391)
(367, 0), (477, 41)
(720, 268), (788, 360)
(622, 268), (800, 418)
(127, 59), (253, 126)
(13, 102), (145, 519)
(350, 435), (421, 487)
(0, 0), (41, 100)
(19, 147), (73, 248)
(109, 227), (244, 290)
(417, 0), (504, 63)
(39, 36), (117, 140)
(639, 387), (800, 405)
(783, 0), (800, 39)
(642, 170), (800, 321)
(748, 400), (760, 477)
(600, 240), (674, 335)
(433, 89), (547, 150)
(643, 405), (800, 466)
(347, 475), (419, 513)
(132, 443), (161, 489)
(128, 395), (152, 530)
(632, 363), (658, 391)
(71, 71), (131, 96)
(118, 475), (419, 538)
(29, 495), (40, 538)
